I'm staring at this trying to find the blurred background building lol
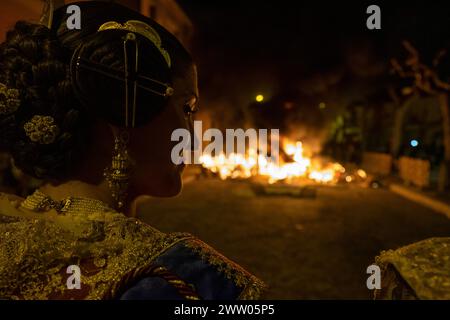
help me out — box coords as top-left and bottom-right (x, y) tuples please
(0, 0), (193, 49)
(139, 0), (193, 49)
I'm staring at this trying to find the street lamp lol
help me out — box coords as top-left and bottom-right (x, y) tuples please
(256, 94), (264, 102)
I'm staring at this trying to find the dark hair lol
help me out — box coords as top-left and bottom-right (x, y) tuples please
(0, 1), (192, 180)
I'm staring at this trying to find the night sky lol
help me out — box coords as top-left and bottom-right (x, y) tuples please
(179, 0), (449, 86)
(177, 0), (449, 136)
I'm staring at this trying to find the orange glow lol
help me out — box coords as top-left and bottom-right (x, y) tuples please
(199, 138), (345, 185)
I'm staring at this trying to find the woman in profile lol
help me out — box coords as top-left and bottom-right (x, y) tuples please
(0, 1), (265, 300)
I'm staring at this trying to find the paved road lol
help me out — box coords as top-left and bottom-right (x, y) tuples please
(138, 178), (450, 299)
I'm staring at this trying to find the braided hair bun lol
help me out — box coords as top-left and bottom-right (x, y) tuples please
(0, 2), (192, 181)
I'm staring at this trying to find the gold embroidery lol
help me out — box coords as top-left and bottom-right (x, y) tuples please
(98, 20), (171, 68)
(375, 237), (450, 300)
(20, 190), (113, 214)
(0, 192), (192, 300)
(0, 192), (266, 300)
(184, 238), (267, 300)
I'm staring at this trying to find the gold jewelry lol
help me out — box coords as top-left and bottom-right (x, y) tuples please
(0, 83), (20, 115)
(103, 131), (134, 210)
(39, 0), (54, 29)
(97, 21), (167, 208)
(98, 20), (172, 68)
(20, 190), (113, 214)
(23, 115), (60, 144)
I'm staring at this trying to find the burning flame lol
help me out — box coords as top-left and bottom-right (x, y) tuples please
(199, 138), (345, 184)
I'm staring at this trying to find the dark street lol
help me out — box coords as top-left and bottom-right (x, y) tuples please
(139, 178), (450, 299)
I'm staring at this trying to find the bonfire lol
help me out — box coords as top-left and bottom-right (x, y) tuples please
(199, 138), (347, 185)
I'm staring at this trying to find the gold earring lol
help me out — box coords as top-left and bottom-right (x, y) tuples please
(104, 131), (134, 210)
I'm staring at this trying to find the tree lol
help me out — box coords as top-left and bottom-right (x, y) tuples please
(391, 41), (450, 190)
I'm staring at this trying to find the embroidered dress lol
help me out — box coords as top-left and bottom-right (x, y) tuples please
(374, 237), (450, 300)
(0, 191), (266, 300)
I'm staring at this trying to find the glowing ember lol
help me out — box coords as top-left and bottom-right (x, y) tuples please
(199, 138), (346, 184)
(357, 169), (367, 179)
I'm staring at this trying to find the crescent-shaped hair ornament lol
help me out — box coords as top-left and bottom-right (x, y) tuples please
(98, 20), (172, 68)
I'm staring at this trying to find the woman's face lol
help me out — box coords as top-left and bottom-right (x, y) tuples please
(127, 64), (199, 198)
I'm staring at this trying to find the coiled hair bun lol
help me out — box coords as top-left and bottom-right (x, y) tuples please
(0, 21), (89, 180)
(0, 2), (192, 181)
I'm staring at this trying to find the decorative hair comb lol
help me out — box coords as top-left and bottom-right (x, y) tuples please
(98, 20), (172, 68)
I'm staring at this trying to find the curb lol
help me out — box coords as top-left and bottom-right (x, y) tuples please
(389, 184), (450, 219)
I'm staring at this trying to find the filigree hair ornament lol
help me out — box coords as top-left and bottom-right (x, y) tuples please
(0, 83), (21, 115)
(70, 21), (175, 114)
(24, 115), (60, 145)
(68, 19), (175, 209)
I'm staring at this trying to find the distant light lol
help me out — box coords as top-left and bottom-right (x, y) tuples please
(357, 169), (367, 179)
(410, 139), (419, 147)
(371, 181), (380, 189)
(319, 102), (326, 109)
(256, 94), (264, 102)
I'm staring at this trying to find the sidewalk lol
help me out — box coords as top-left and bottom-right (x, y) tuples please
(389, 183), (450, 219)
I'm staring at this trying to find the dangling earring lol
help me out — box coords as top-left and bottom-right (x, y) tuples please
(103, 33), (139, 210)
(104, 131), (134, 210)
